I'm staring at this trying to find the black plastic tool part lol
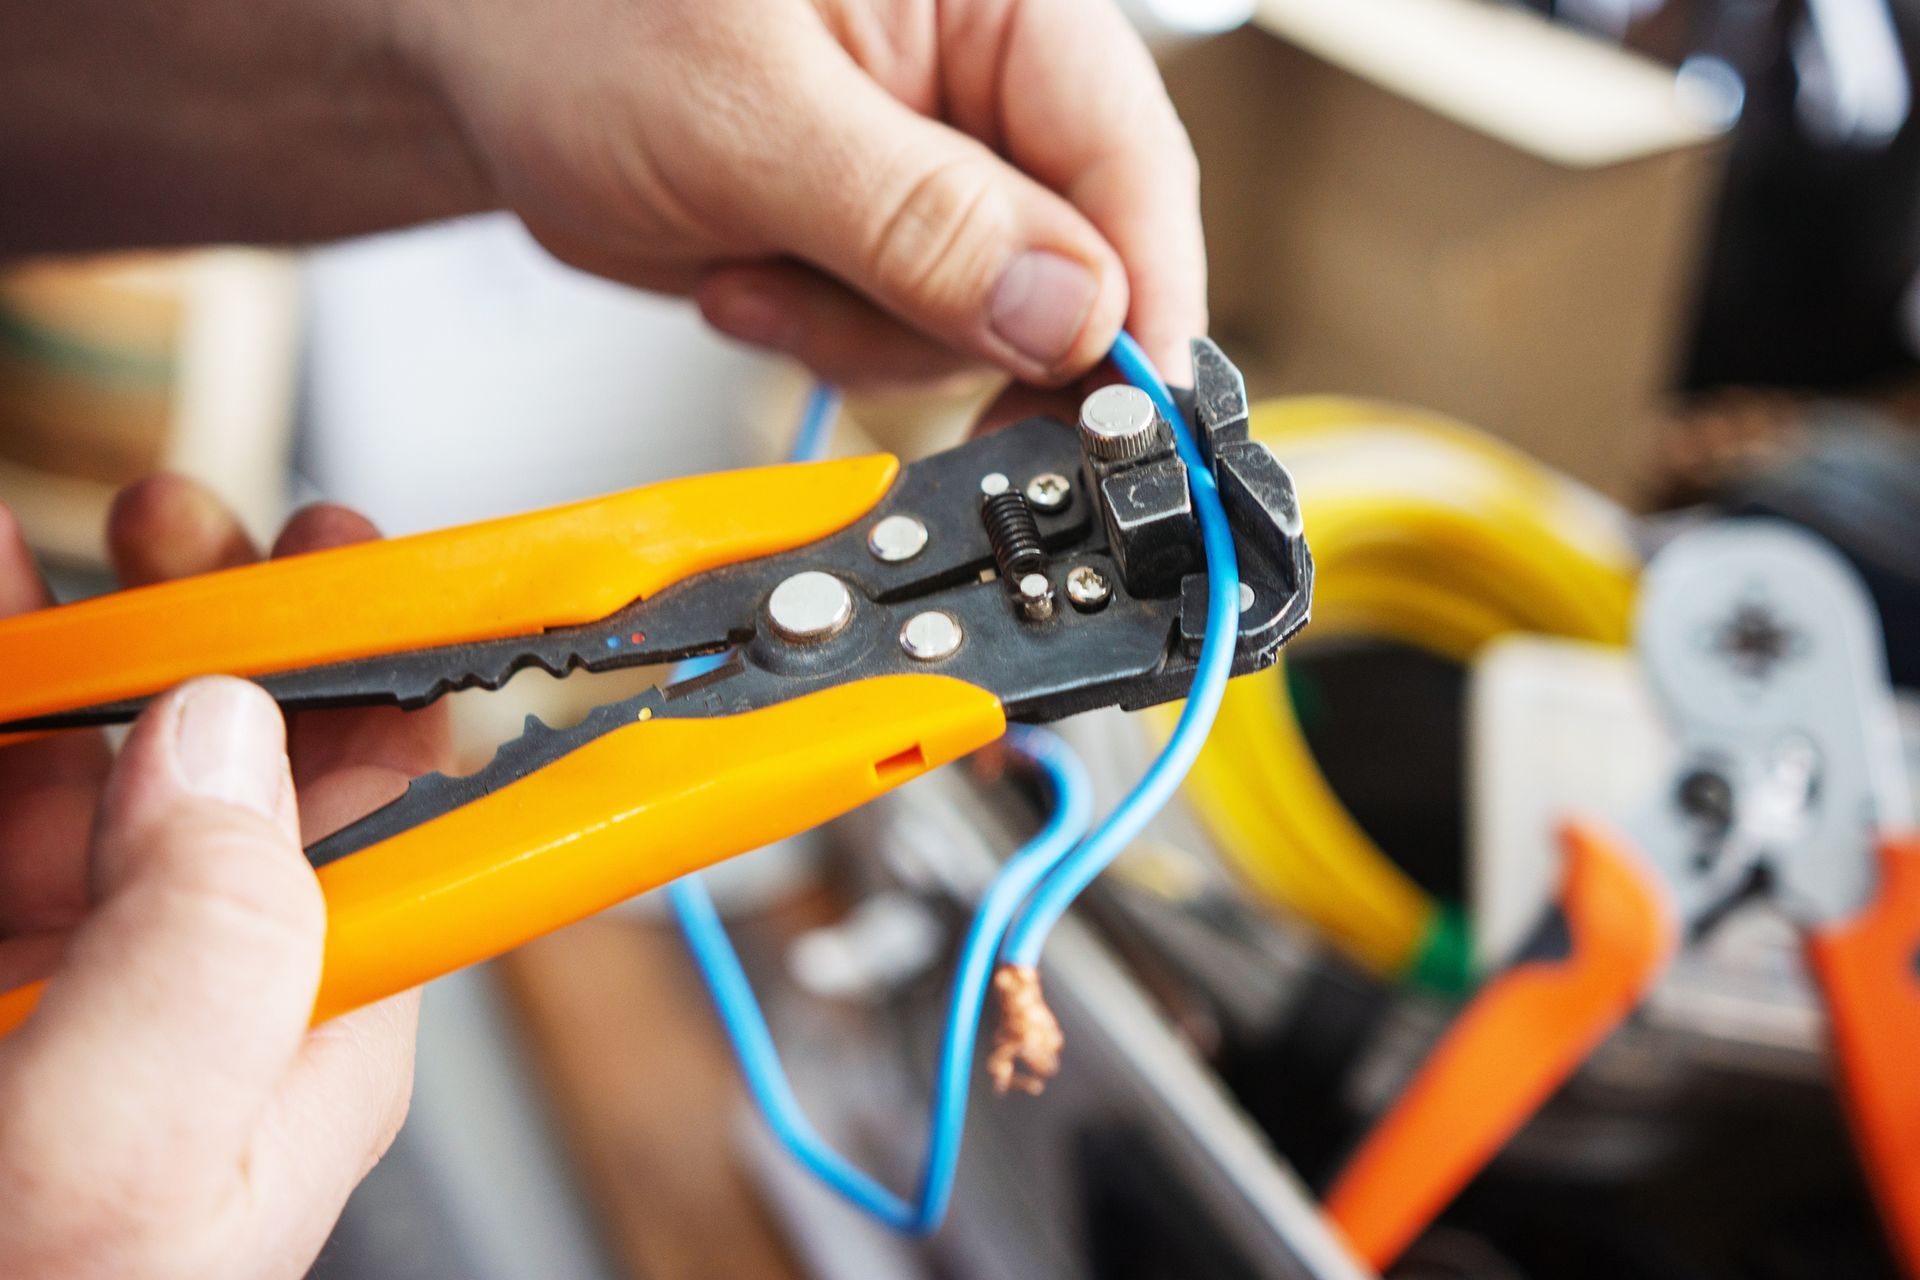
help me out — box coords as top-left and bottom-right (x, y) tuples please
(15, 340), (1315, 873)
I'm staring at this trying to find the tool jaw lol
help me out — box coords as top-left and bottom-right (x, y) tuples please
(1179, 436), (1313, 663)
(649, 406), (1310, 718)
(1066, 338), (1310, 704)
(1190, 335), (1252, 467)
(638, 339), (1309, 722)
(1631, 518), (1910, 930)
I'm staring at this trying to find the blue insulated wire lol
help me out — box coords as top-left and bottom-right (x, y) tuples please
(789, 382), (842, 465)
(667, 378), (1100, 1232)
(672, 328), (1236, 1234)
(667, 726), (1094, 1233)
(1000, 332), (1240, 967)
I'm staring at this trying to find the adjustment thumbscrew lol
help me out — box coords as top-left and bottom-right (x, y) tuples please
(1078, 385), (1162, 465)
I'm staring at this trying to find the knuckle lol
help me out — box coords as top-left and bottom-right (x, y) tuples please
(148, 817), (320, 937)
(867, 151), (1008, 310)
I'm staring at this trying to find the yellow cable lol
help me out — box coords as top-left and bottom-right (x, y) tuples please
(1166, 397), (1638, 981)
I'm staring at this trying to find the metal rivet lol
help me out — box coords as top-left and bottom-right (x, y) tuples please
(1025, 472), (1072, 513)
(1239, 583), (1256, 613)
(900, 610), (964, 661)
(979, 472), (1011, 497)
(768, 571), (853, 644)
(1066, 565), (1110, 612)
(1017, 572), (1055, 621)
(867, 514), (928, 563)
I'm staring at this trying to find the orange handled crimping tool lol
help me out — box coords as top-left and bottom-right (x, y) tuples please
(0, 340), (1311, 1038)
(1325, 518), (1919, 1273)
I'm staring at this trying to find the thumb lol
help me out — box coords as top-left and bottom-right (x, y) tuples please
(9, 677), (319, 1169)
(731, 54), (1129, 385)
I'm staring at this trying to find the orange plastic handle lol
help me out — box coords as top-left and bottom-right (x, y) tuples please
(0, 673), (1006, 1036)
(1807, 832), (1920, 1277)
(0, 455), (900, 727)
(1324, 821), (1676, 1270)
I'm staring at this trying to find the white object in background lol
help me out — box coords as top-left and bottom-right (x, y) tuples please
(1905, 696), (1920, 786)
(1675, 54), (1749, 131)
(788, 892), (946, 1001)
(167, 252), (303, 542)
(1467, 635), (1673, 969)
(1795, 0), (1912, 147)
(1557, 0), (1669, 42)
(300, 213), (782, 534)
(1120, 0), (1256, 44)
(1252, 0), (1732, 164)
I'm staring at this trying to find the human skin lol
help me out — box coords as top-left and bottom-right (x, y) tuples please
(0, 0), (1206, 386)
(0, 3), (1207, 1269)
(0, 480), (449, 1279)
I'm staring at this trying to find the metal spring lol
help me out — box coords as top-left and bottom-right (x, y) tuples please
(981, 489), (1047, 583)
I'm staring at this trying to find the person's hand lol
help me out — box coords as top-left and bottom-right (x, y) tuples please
(5, 0), (1204, 388)
(405, 0), (1206, 387)
(0, 478), (449, 1280)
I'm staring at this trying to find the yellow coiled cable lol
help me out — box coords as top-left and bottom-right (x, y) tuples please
(1171, 397), (1640, 986)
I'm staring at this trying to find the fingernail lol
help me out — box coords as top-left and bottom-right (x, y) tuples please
(705, 286), (793, 350)
(173, 678), (286, 820)
(990, 250), (1098, 367)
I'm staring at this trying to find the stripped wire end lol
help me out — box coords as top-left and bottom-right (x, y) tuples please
(986, 964), (1063, 1096)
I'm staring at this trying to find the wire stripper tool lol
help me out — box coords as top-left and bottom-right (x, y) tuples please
(1325, 518), (1920, 1273)
(0, 340), (1311, 1037)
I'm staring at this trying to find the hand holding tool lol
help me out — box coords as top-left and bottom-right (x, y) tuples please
(0, 339), (1312, 1038)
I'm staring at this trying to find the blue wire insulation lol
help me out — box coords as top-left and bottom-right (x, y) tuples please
(789, 382), (842, 465)
(667, 377), (1098, 1231)
(670, 329), (1236, 1234)
(1000, 332), (1240, 967)
(667, 725), (1095, 1233)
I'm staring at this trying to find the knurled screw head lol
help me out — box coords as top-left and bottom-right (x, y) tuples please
(1066, 565), (1111, 612)
(1078, 385), (1161, 464)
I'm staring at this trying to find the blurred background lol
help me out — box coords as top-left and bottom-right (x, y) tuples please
(4, 0), (1919, 1277)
